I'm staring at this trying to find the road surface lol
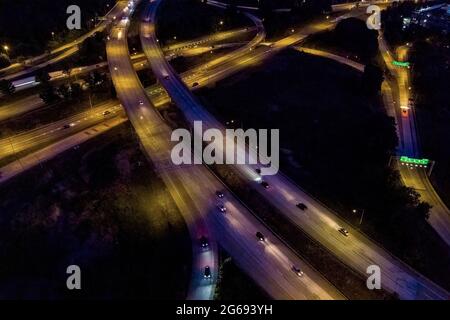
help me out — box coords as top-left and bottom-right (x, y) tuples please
(379, 35), (450, 245)
(108, 0), (345, 300)
(143, 0), (449, 300)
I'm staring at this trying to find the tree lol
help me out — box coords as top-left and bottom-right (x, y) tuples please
(0, 53), (11, 69)
(56, 83), (83, 102)
(87, 71), (106, 89)
(35, 69), (51, 84)
(78, 31), (106, 65)
(57, 84), (71, 101)
(70, 83), (83, 102)
(39, 84), (59, 104)
(416, 202), (432, 220)
(334, 18), (379, 62)
(361, 64), (384, 96)
(0, 79), (15, 95)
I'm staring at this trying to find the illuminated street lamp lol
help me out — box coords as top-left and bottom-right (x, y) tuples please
(353, 208), (365, 225)
(3, 45), (9, 52)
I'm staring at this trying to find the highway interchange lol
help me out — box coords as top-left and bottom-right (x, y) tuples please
(0, 0), (449, 300)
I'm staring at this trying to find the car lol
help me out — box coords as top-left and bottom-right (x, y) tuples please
(203, 266), (211, 278)
(103, 110), (111, 116)
(401, 108), (408, 118)
(200, 236), (209, 248)
(63, 124), (71, 129)
(261, 181), (269, 189)
(139, 100), (144, 105)
(164, 75), (170, 80)
(255, 168), (261, 174)
(256, 231), (265, 241)
(296, 203), (308, 210)
(292, 265), (304, 277)
(217, 204), (227, 213)
(192, 82), (199, 87)
(215, 191), (224, 198)
(338, 228), (349, 237)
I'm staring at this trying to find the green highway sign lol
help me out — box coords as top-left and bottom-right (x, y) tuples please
(392, 61), (410, 67)
(400, 156), (429, 165)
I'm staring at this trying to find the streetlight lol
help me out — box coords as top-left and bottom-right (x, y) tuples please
(3, 45), (9, 52)
(353, 208), (365, 225)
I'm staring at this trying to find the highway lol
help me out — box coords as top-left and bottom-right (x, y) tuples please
(294, 46), (365, 72)
(379, 36), (450, 245)
(2, 0), (446, 300)
(0, 115), (127, 184)
(0, 1), (129, 81)
(108, 0), (345, 300)
(296, 43), (449, 246)
(0, 101), (123, 162)
(0, 27), (256, 122)
(142, 0), (450, 300)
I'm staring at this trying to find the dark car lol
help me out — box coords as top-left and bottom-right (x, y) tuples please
(338, 228), (349, 237)
(63, 124), (71, 129)
(200, 236), (209, 248)
(192, 82), (199, 87)
(103, 110), (111, 116)
(215, 191), (224, 198)
(292, 265), (304, 277)
(261, 181), (269, 189)
(204, 266), (211, 278)
(255, 168), (261, 174)
(217, 204), (227, 213)
(296, 203), (308, 211)
(256, 231), (265, 241)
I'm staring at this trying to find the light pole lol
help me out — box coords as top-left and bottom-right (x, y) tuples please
(353, 208), (365, 225)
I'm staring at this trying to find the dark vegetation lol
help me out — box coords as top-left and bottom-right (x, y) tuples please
(409, 40), (450, 206)
(0, 54), (10, 69)
(195, 48), (450, 289)
(382, 0), (435, 47)
(0, 124), (191, 299)
(303, 17), (379, 64)
(156, 0), (248, 45)
(215, 254), (269, 300)
(257, 0), (332, 38)
(0, 79), (15, 95)
(0, 0), (114, 59)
